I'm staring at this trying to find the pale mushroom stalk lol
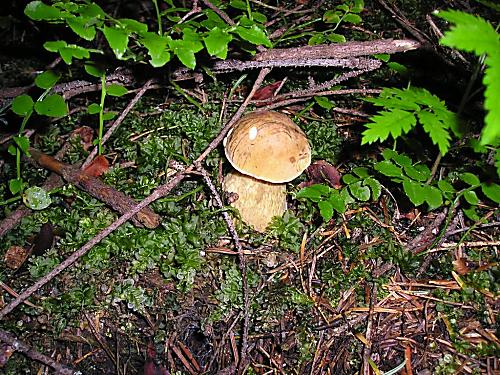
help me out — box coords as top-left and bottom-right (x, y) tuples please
(223, 111), (311, 232)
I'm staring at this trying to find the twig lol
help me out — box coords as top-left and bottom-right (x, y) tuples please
(0, 329), (76, 374)
(0, 67), (271, 322)
(83, 79), (154, 169)
(199, 0), (235, 26)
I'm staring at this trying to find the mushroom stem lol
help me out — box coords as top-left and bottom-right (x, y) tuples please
(224, 171), (287, 232)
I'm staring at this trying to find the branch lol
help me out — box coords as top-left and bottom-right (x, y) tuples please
(0, 329), (76, 374)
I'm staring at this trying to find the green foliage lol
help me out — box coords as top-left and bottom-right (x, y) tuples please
(362, 87), (459, 155)
(310, 0), (364, 45)
(24, 0), (272, 70)
(296, 168), (381, 222)
(110, 279), (152, 312)
(437, 10), (500, 146)
(267, 211), (305, 252)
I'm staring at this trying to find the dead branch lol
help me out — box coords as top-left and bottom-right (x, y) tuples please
(28, 148), (160, 229)
(0, 328), (75, 374)
(254, 38), (420, 61)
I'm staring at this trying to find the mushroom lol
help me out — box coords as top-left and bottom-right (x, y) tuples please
(223, 111), (311, 232)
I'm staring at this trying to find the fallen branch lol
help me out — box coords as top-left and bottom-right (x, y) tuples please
(0, 329), (75, 374)
(28, 147), (160, 229)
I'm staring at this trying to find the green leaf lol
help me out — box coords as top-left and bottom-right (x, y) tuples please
(323, 10), (341, 24)
(314, 96), (334, 110)
(13, 136), (30, 154)
(404, 164), (430, 182)
(374, 160), (403, 178)
(349, 181), (371, 201)
(308, 33), (326, 45)
(169, 39), (197, 69)
(438, 180), (456, 194)
(66, 16), (96, 41)
(87, 103), (101, 114)
(9, 178), (24, 195)
(142, 32), (171, 67)
(392, 153), (412, 167)
(460, 172), (480, 186)
(343, 13), (362, 24)
(204, 27), (232, 59)
(326, 33), (346, 43)
(438, 10), (498, 56)
(364, 177), (381, 200)
(423, 185), (443, 209)
(102, 112), (117, 121)
(481, 53), (500, 145)
(403, 179), (426, 206)
(235, 25), (272, 47)
(353, 167), (370, 178)
(43, 40), (67, 52)
(328, 190), (347, 213)
(296, 184), (330, 202)
(34, 70), (60, 89)
(25, 1), (62, 20)
(342, 174), (359, 184)
(417, 110), (451, 155)
(252, 12), (267, 24)
(351, 0), (365, 13)
(107, 84), (128, 97)
(463, 190), (479, 205)
(230, 0), (247, 10)
(23, 186), (51, 210)
(481, 182), (500, 204)
(119, 18), (148, 34)
(34, 94), (68, 117)
(102, 26), (129, 59)
(361, 109), (417, 144)
(201, 10), (227, 29)
(43, 41), (91, 64)
(387, 62), (408, 74)
(84, 62), (104, 77)
(7, 145), (17, 156)
(11, 94), (34, 116)
(462, 206), (480, 221)
(318, 200), (334, 221)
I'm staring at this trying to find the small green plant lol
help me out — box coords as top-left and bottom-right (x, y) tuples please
(361, 87), (459, 155)
(296, 169), (381, 222)
(7, 70), (67, 200)
(297, 149), (500, 222)
(436, 9), (499, 146)
(24, 0), (272, 69)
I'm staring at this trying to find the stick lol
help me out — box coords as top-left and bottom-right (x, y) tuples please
(0, 329), (76, 374)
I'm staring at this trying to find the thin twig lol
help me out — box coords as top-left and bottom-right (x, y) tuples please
(0, 329), (76, 374)
(199, 0), (235, 26)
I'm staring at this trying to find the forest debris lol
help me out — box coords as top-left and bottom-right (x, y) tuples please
(28, 148), (160, 229)
(3, 246), (30, 270)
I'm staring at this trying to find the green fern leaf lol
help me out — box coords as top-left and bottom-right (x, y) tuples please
(417, 110), (452, 155)
(438, 10), (500, 145)
(482, 52), (500, 145)
(438, 10), (498, 55)
(361, 109), (416, 144)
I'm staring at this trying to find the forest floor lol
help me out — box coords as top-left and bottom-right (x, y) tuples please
(0, 0), (498, 374)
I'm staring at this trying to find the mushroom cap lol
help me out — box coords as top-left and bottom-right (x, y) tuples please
(224, 111), (311, 183)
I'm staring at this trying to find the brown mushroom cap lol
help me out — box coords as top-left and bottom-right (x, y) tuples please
(224, 111), (311, 183)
